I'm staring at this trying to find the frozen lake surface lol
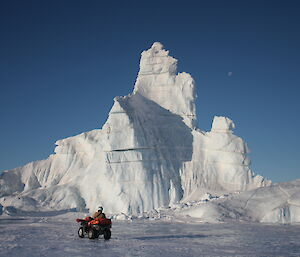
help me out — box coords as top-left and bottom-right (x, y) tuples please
(0, 216), (299, 257)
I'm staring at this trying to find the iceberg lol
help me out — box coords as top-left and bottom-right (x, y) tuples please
(0, 42), (271, 216)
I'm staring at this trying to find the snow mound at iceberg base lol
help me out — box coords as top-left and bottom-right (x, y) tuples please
(0, 42), (273, 219)
(178, 180), (300, 224)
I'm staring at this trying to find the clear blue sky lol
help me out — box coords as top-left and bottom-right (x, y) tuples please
(0, 0), (299, 182)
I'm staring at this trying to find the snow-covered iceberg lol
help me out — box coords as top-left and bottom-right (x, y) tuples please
(179, 179), (300, 224)
(0, 42), (271, 217)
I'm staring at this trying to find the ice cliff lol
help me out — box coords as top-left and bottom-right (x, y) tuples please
(1, 42), (272, 217)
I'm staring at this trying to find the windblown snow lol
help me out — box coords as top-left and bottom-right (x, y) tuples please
(1, 42), (299, 224)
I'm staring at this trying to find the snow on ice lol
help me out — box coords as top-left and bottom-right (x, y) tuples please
(0, 42), (299, 224)
(1, 216), (300, 257)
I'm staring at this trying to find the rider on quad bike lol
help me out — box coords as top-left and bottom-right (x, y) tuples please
(76, 206), (112, 240)
(92, 206), (106, 219)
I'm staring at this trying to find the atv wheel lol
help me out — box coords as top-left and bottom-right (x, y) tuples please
(103, 229), (111, 240)
(78, 227), (84, 238)
(88, 228), (96, 239)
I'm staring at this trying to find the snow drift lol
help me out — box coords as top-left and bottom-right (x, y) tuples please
(178, 179), (300, 224)
(0, 42), (279, 220)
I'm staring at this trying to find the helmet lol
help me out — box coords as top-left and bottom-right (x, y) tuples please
(98, 206), (103, 212)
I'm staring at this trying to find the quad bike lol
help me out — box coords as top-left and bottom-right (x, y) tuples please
(76, 216), (112, 240)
